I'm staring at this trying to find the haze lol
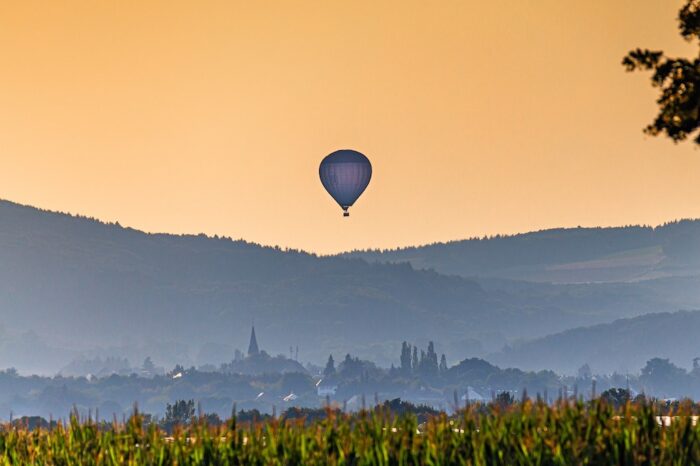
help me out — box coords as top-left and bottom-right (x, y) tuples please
(1, 0), (699, 254)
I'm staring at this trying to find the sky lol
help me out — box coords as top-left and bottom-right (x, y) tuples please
(1, 0), (699, 254)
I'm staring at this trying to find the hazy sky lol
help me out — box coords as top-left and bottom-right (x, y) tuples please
(2, 0), (699, 253)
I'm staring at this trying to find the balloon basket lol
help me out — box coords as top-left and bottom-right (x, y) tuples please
(343, 212), (349, 217)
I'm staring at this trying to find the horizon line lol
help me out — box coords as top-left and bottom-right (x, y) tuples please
(1, 196), (697, 256)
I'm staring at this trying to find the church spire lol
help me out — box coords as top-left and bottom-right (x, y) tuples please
(247, 325), (260, 356)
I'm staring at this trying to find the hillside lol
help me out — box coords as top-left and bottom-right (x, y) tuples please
(1, 199), (700, 374)
(342, 222), (700, 283)
(0, 200), (494, 372)
(488, 310), (700, 375)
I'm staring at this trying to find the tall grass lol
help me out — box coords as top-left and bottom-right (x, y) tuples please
(0, 399), (699, 465)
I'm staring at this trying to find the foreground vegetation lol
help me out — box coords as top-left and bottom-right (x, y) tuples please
(3, 399), (700, 465)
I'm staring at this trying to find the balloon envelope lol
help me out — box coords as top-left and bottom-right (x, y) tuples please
(319, 149), (372, 215)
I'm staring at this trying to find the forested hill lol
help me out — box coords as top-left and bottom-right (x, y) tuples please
(488, 310), (700, 375)
(1, 199), (700, 375)
(0, 199), (495, 372)
(340, 222), (700, 283)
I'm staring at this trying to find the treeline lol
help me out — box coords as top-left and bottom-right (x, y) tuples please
(323, 341), (448, 381)
(398, 341), (447, 376)
(3, 347), (700, 422)
(342, 219), (700, 276)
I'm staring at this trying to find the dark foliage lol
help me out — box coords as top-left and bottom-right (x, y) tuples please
(600, 388), (632, 408)
(623, 0), (700, 144)
(164, 399), (195, 425)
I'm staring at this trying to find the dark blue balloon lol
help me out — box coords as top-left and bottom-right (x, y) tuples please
(319, 149), (372, 216)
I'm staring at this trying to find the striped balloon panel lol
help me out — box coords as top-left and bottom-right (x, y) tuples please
(319, 161), (372, 208)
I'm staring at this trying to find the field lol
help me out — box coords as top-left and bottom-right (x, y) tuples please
(1, 400), (699, 465)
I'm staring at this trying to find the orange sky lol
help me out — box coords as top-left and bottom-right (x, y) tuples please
(1, 0), (699, 253)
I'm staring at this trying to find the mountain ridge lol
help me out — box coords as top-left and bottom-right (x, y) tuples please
(340, 220), (700, 283)
(1, 198), (700, 374)
(488, 310), (700, 375)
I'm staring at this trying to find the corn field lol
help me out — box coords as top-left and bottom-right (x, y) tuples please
(1, 400), (699, 465)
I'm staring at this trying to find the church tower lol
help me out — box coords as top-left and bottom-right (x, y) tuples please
(247, 326), (260, 356)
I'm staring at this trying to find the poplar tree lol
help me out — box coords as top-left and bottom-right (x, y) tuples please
(324, 354), (335, 377)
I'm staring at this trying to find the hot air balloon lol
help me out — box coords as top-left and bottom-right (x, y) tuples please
(319, 149), (372, 217)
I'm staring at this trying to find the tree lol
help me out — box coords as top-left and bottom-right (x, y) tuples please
(400, 342), (412, 374)
(693, 357), (700, 376)
(623, 0), (700, 145)
(165, 399), (195, 425)
(416, 342), (439, 378)
(426, 342), (439, 374)
(323, 354), (336, 377)
(640, 357), (689, 397)
(203, 412), (222, 426)
(493, 391), (514, 408)
(141, 357), (155, 375)
(411, 346), (419, 372)
(439, 354), (448, 373)
(169, 364), (185, 377)
(641, 357), (686, 380)
(339, 354), (364, 379)
(600, 388), (631, 408)
(577, 363), (592, 380)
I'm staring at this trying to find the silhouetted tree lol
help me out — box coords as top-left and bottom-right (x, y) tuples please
(339, 354), (365, 379)
(411, 346), (419, 372)
(640, 358), (689, 397)
(165, 399), (195, 424)
(142, 357), (155, 375)
(493, 391), (514, 408)
(425, 341), (439, 376)
(324, 354), (335, 377)
(375, 398), (439, 423)
(203, 412), (222, 426)
(600, 388), (631, 408)
(577, 363), (592, 380)
(623, 0), (700, 144)
(693, 357), (700, 376)
(415, 342), (439, 378)
(400, 342), (412, 374)
(439, 354), (448, 373)
(169, 364), (185, 377)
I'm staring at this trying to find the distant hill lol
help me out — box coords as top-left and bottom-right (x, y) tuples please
(341, 222), (700, 283)
(1, 199), (700, 374)
(0, 200), (492, 372)
(488, 310), (700, 375)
